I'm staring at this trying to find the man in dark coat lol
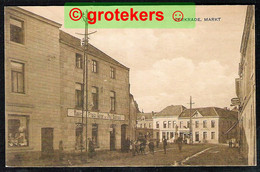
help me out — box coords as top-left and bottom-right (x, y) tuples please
(163, 137), (167, 154)
(177, 136), (183, 152)
(148, 140), (154, 155)
(156, 139), (159, 148)
(88, 138), (95, 158)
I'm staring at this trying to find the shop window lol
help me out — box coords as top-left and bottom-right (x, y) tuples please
(110, 91), (116, 112)
(76, 53), (83, 69)
(10, 17), (24, 44)
(211, 132), (215, 139)
(75, 83), (83, 108)
(110, 67), (115, 79)
(195, 132), (199, 141)
(162, 132), (166, 139)
(203, 132), (207, 139)
(92, 87), (98, 110)
(11, 61), (24, 93)
(8, 115), (28, 147)
(92, 60), (97, 73)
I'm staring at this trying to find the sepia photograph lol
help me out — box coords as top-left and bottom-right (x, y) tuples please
(4, 4), (256, 167)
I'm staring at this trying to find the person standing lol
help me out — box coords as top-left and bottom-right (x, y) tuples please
(88, 138), (95, 158)
(163, 137), (167, 154)
(126, 137), (130, 153)
(59, 140), (64, 161)
(177, 136), (183, 152)
(156, 139), (159, 148)
(131, 140), (136, 156)
(148, 140), (154, 155)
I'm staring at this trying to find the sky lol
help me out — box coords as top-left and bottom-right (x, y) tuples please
(20, 5), (247, 112)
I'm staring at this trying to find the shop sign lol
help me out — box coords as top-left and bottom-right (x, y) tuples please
(67, 109), (125, 121)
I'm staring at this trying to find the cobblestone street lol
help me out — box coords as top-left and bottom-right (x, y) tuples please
(8, 143), (247, 167)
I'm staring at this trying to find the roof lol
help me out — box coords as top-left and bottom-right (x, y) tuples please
(137, 113), (154, 120)
(156, 105), (186, 117)
(59, 30), (129, 70)
(179, 107), (238, 119)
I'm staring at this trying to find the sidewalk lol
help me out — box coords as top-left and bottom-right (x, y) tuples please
(183, 144), (248, 166)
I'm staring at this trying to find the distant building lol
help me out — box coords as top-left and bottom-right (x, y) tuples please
(129, 94), (140, 140)
(153, 105), (186, 142)
(136, 112), (156, 140)
(233, 5), (256, 165)
(178, 107), (238, 144)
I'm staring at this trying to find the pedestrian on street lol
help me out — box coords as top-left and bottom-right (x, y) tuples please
(163, 137), (167, 154)
(156, 139), (159, 148)
(88, 138), (95, 158)
(131, 140), (136, 156)
(135, 140), (140, 155)
(177, 136), (183, 152)
(58, 140), (64, 161)
(148, 140), (154, 155)
(126, 137), (130, 153)
(229, 139), (232, 148)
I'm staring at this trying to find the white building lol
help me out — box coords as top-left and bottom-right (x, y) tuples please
(153, 105), (238, 144)
(153, 105), (186, 142)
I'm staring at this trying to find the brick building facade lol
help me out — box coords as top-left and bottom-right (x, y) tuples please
(60, 30), (131, 151)
(5, 7), (63, 160)
(5, 7), (132, 161)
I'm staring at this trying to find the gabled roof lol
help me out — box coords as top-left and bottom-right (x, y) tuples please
(137, 113), (155, 120)
(156, 105), (186, 117)
(179, 107), (238, 119)
(59, 30), (129, 70)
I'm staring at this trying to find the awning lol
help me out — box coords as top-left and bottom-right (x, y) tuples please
(225, 120), (239, 134)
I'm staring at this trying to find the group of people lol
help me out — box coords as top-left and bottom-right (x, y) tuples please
(130, 138), (155, 156)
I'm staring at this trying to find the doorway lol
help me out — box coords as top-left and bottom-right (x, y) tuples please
(41, 128), (54, 157)
(121, 124), (128, 152)
(110, 124), (116, 151)
(75, 125), (83, 150)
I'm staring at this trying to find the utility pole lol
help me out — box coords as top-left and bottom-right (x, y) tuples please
(188, 96), (195, 144)
(76, 10), (97, 162)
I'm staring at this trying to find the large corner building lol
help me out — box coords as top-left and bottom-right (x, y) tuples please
(5, 7), (134, 161)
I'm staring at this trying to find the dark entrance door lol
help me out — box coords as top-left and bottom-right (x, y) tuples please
(121, 124), (127, 152)
(110, 124), (116, 151)
(41, 128), (54, 157)
(75, 125), (83, 150)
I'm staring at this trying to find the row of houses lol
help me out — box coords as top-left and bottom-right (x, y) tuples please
(136, 105), (238, 144)
(231, 5), (256, 166)
(5, 6), (139, 161)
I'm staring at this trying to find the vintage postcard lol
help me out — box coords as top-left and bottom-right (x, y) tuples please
(4, 4), (256, 167)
